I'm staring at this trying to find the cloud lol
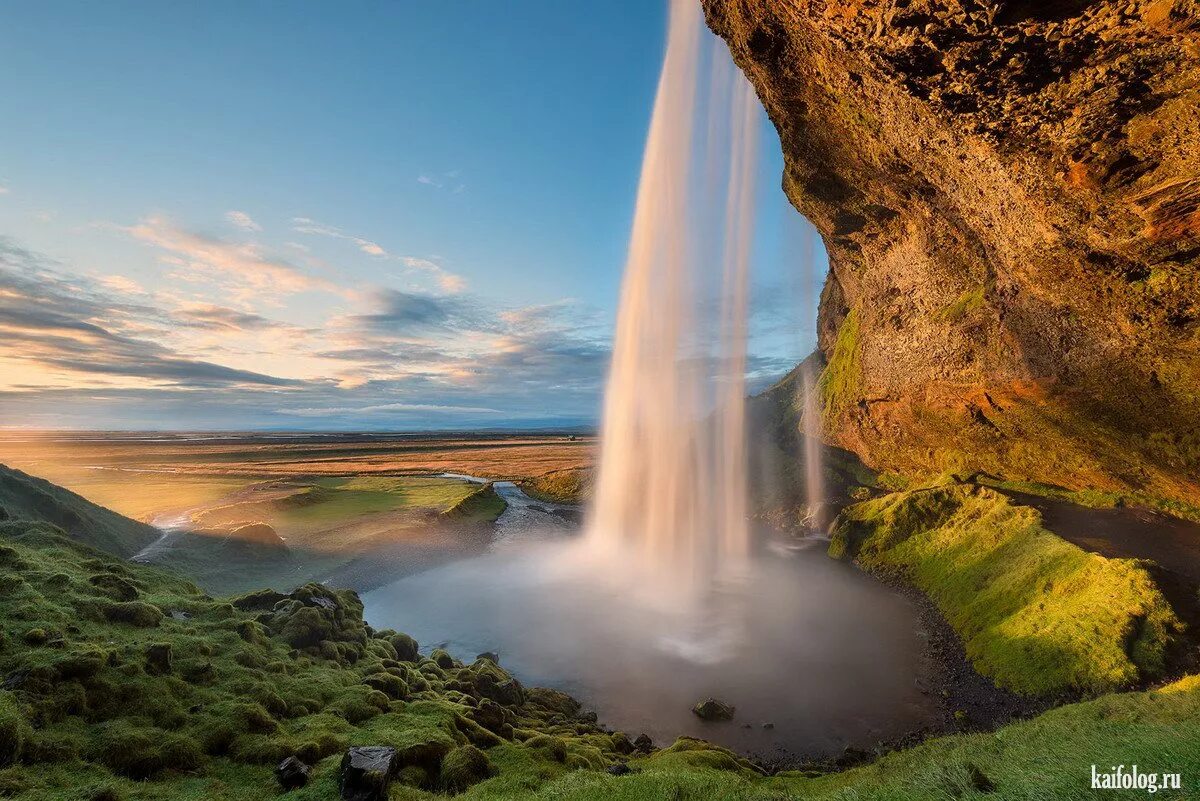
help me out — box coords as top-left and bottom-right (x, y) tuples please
(0, 238), (300, 390)
(291, 217), (387, 257)
(98, 275), (147, 295)
(0, 185), (9, 195)
(400, 256), (467, 294)
(175, 303), (288, 332)
(225, 210), (262, 232)
(417, 170), (466, 193)
(125, 216), (338, 301)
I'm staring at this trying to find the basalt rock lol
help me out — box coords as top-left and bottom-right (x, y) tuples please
(692, 698), (737, 722)
(275, 755), (311, 791)
(339, 746), (398, 801)
(706, 0), (1200, 510)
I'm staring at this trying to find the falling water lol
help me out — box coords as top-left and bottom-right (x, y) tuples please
(588, 0), (760, 599)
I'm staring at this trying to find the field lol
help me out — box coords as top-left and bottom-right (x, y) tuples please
(0, 432), (594, 594)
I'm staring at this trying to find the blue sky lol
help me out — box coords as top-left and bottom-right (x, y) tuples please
(0, 1), (826, 431)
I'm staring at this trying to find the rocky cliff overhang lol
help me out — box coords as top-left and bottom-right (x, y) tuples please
(706, 0), (1200, 510)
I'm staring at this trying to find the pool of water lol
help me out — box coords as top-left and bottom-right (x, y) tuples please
(363, 518), (940, 761)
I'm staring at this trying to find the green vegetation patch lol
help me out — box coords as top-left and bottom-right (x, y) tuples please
(442, 484), (508, 524)
(817, 309), (863, 424)
(520, 468), (593, 505)
(830, 483), (1181, 695)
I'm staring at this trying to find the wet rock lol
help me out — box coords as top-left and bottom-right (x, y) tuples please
(339, 746), (398, 801)
(763, 722), (775, 730)
(607, 762), (633, 776)
(275, 755), (311, 791)
(475, 651), (500, 664)
(691, 698), (736, 722)
(835, 746), (872, 768)
(431, 648), (456, 670)
(633, 733), (654, 753)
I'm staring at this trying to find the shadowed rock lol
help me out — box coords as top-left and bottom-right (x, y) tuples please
(339, 746), (398, 801)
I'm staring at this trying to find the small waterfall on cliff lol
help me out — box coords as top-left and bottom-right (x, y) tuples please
(588, 0), (760, 601)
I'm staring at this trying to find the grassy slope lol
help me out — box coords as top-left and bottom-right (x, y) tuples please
(830, 481), (1180, 695)
(0, 520), (630, 800)
(441, 484), (508, 523)
(0, 465), (159, 558)
(519, 468), (593, 505)
(0, 493), (1197, 798)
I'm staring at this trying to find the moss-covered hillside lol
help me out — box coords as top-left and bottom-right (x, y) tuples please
(831, 481), (1181, 696)
(0, 465), (158, 558)
(3, 516), (1198, 800)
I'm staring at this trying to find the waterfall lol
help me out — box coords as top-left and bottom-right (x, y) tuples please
(587, 0), (761, 599)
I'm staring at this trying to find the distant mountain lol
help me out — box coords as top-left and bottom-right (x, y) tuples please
(0, 464), (159, 557)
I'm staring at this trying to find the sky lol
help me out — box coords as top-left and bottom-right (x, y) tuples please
(0, 1), (827, 431)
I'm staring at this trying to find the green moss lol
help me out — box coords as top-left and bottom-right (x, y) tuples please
(817, 309), (862, 423)
(0, 692), (30, 766)
(831, 484), (1181, 694)
(936, 284), (988, 322)
(441, 744), (495, 793)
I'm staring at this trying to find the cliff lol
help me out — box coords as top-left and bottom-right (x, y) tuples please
(704, 0), (1200, 512)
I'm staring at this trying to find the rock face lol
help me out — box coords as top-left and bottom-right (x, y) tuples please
(704, 0), (1200, 510)
(340, 746), (398, 801)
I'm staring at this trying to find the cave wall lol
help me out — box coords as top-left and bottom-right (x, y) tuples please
(704, 0), (1200, 509)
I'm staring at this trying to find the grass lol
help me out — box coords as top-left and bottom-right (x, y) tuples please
(0, 465), (159, 558)
(520, 468), (593, 505)
(830, 481), (1181, 695)
(278, 478), (480, 525)
(1, 489), (1198, 798)
(442, 484), (508, 523)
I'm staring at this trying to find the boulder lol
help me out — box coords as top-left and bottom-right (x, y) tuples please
(691, 698), (736, 722)
(275, 755), (311, 791)
(439, 745), (494, 793)
(339, 746), (398, 801)
(633, 733), (654, 753)
(144, 643), (172, 675)
(389, 633), (419, 662)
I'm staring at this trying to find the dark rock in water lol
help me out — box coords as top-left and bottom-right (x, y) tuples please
(340, 746), (398, 801)
(577, 709), (598, 724)
(741, 723), (752, 729)
(275, 755), (311, 790)
(692, 698), (736, 722)
(144, 643), (172, 675)
(607, 762), (633, 776)
(762, 722), (775, 730)
(633, 734), (654, 753)
(835, 747), (872, 768)
(475, 651), (500, 664)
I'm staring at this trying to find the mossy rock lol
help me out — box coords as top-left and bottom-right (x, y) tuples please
(439, 744), (494, 793)
(103, 600), (164, 628)
(0, 691), (30, 766)
(389, 632), (419, 662)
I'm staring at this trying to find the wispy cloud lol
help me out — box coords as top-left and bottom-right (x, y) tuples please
(125, 215), (340, 302)
(291, 217), (467, 293)
(225, 210), (262, 232)
(417, 170), (465, 194)
(0, 185), (9, 195)
(291, 217), (387, 257)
